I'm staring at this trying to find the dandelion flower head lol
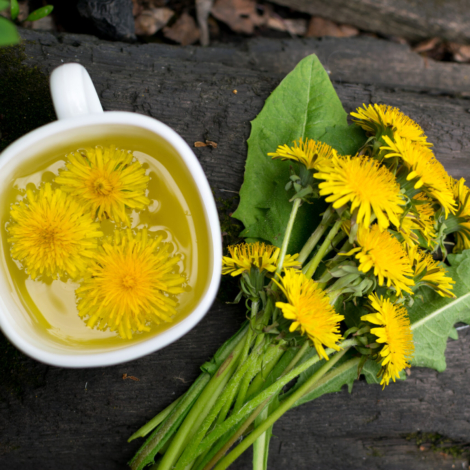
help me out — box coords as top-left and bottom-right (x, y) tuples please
(408, 246), (455, 298)
(76, 229), (186, 339)
(398, 193), (437, 248)
(7, 183), (103, 279)
(222, 242), (300, 277)
(346, 224), (414, 296)
(351, 104), (430, 146)
(55, 145), (150, 225)
(449, 177), (470, 252)
(361, 293), (414, 387)
(381, 136), (456, 216)
(314, 155), (404, 230)
(275, 269), (344, 360)
(268, 138), (337, 172)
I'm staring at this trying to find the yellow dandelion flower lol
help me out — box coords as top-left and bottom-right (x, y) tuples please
(351, 103), (430, 146)
(446, 177), (470, 252)
(55, 145), (150, 225)
(346, 225), (414, 296)
(381, 135), (456, 216)
(361, 293), (414, 388)
(407, 246), (455, 298)
(398, 193), (436, 247)
(268, 138), (337, 172)
(314, 155), (404, 230)
(274, 269), (344, 360)
(76, 229), (185, 339)
(7, 183), (103, 279)
(222, 242), (300, 277)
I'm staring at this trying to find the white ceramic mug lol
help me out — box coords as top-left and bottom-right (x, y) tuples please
(0, 63), (221, 367)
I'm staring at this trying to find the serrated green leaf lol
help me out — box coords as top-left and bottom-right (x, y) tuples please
(10, 0), (19, 20)
(232, 54), (366, 254)
(0, 17), (19, 46)
(408, 250), (470, 371)
(448, 326), (459, 340)
(26, 5), (53, 22)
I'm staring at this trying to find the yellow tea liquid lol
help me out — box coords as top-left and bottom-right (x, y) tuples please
(0, 134), (211, 351)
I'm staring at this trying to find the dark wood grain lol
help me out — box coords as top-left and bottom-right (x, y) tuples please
(269, 0), (470, 43)
(0, 30), (469, 470)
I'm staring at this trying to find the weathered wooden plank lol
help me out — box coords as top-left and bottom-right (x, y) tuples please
(0, 30), (469, 470)
(269, 0), (470, 43)
(23, 30), (470, 95)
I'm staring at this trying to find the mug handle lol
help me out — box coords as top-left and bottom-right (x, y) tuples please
(50, 63), (103, 120)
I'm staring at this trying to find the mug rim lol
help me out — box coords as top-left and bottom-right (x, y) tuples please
(0, 111), (222, 368)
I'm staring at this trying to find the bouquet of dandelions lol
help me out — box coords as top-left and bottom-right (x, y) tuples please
(127, 55), (470, 470)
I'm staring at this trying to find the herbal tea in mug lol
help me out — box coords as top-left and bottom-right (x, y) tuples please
(0, 134), (211, 351)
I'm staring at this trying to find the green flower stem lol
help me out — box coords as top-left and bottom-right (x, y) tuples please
(252, 407), (270, 470)
(233, 353), (262, 412)
(282, 341), (310, 376)
(128, 397), (183, 442)
(245, 347), (286, 399)
(249, 341), (310, 470)
(304, 218), (344, 279)
(195, 345), (342, 467)
(184, 344), (282, 470)
(323, 231), (346, 258)
(302, 357), (361, 399)
(276, 198), (302, 275)
(237, 301), (259, 378)
(130, 374), (211, 470)
(212, 347), (350, 470)
(173, 339), (266, 470)
(297, 205), (334, 264)
(130, 323), (250, 468)
(203, 398), (267, 470)
(156, 339), (246, 470)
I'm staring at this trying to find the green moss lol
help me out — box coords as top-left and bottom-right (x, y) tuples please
(367, 447), (384, 457)
(405, 432), (468, 459)
(0, 44), (55, 151)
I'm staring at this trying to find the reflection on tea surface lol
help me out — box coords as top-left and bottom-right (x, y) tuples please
(0, 136), (210, 351)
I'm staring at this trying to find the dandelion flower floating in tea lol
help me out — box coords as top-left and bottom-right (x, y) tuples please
(55, 145), (150, 225)
(76, 229), (186, 339)
(361, 293), (414, 388)
(7, 183), (103, 279)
